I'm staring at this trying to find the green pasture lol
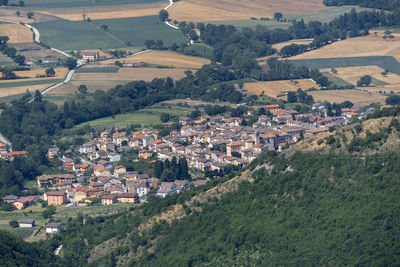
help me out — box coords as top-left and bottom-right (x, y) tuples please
(75, 67), (119, 73)
(92, 16), (187, 47)
(0, 79), (63, 88)
(322, 72), (352, 87)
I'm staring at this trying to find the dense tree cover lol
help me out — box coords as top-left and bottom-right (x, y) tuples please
(0, 36), (25, 66)
(130, 151), (400, 266)
(357, 75), (372, 86)
(385, 94), (400, 105)
(287, 88), (314, 104)
(323, 0), (400, 11)
(0, 230), (66, 266)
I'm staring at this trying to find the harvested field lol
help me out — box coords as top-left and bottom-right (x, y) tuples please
(38, 4), (165, 21)
(12, 68), (69, 79)
(10, 42), (67, 59)
(168, 0), (328, 22)
(0, 83), (53, 98)
(0, 24), (33, 43)
(243, 79), (318, 97)
(271, 39), (313, 52)
(308, 89), (386, 106)
(290, 31), (400, 61)
(49, 67), (188, 95)
(322, 66), (400, 86)
(101, 51), (210, 69)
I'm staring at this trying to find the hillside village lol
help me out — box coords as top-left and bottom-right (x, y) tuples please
(1, 102), (375, 210)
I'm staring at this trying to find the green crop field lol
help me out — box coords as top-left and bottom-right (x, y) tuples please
(32, 20), (125, 50)
(76, 67), (119, 73)
(92, 16), (187, 47)
(23, 0), (164, 9)
(290, 56), (400, 75)
(0, 79), (63, 88)
(183, 43), (214, 59)
(0, 53), (17, 68)
(321, 72), (352, 87)
(214, 6), (375, 29)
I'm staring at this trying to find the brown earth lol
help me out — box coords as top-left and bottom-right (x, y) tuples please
(308, 89), (386, 106)
(243, 79), (318, 97)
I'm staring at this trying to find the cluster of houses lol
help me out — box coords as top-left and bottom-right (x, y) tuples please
(0, 144), (28, 160)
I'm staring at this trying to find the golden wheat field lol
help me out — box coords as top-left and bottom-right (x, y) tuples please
(243, 79), (318, 97)
(101, 51), (210, 69)
(0, 24), (33, 43)
(322, 66), (400, 85)
(168, 0), (327, 22)
(290, 31), (400, 61)
(37, 4), (164, 21)
(0, 83), (54, 98)
(308, 89), (386, 106)
(0, 68), (69, 84)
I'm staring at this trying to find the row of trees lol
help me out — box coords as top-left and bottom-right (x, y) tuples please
(323, 0), (400, 10)
(0, 36), (25, 66)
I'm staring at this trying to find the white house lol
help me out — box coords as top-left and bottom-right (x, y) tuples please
(136, 182), (149, 197)
(45, 222), (64, 234)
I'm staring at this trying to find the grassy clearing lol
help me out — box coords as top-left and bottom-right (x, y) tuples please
(32, 20), (124, 50)
(92, 16), (187, 47)
(290, 56), (400, 75)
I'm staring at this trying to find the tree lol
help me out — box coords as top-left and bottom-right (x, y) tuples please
(144, 40), (155, 49)
(385, 94), (400, 106)
(18, 0), (24, 6)
(100, 24), (108, 31)
(27, 12), (34, 19)
(9, 220), (18, 228)
(190, 109), (201, 119)
(63, 58), (77, 70)
(160, 113), (170, 122)
(188, 30), (199, 41)
(13, 55), (25, 66)
(357, 75), (372, 87)
(42, 205), (56, 218)
(287, 91), (297, 103)
(78, 84), (88, 94)
(1, 0), (8, 6)
(1, 69), (16, 80)
(274, 12), (283, 21)
(0, 36), (9, 44)
(114, 61), (123, 67)
(45, 67), (55, 77)
(33, 90), (42, 102)
(15, 11), (21, 16)
(159, 10), (169, 22)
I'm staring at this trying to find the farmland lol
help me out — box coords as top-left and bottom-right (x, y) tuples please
(308, 89), (386, 106)
(100, 51), (210, 69)
(37, 3), (165, 21)
(11, 67), (69, 79)
(0, 83), (55, 98)
(21, 0), (164, 9)
(168, 0), (328, 22)
(272, 39), (313, 53)
(10, 42), (67, 60)
(290, 56), (400, 75)
(243, 79), (318, 97)
(48, 67), (188, 95)
(0, 24), (33, 43)
(290, 32), (400, 62)
(0, 53), (17, 68)
(322, 66), (400, 86)
(91, 16), (187, 47)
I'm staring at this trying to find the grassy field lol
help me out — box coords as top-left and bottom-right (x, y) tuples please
(243, 79), (318, 97)
(101, 51), (210, 69)
(92, 16), (187, 47)
(168, 0), (328, 22)
(309, 89), (386, 106)
(32, 20), (125, 50)
(321, 72), (352, 87)
(75, 66), (119, 73)
(0, 24), (33, 43)
(38, 3), (165, 21)
(290, 56), (400, 75)
(321, 66), (400, 86)
(0, 53), (17, 68)
(10, 42), (67, 60)
(183, 43), (214, 59)
(73, 104), (194, 130)
(49, 67), (188, 95)
(0, 79), (63, 88)
(0, 203), (133, 241)
(290, 31), (400, 62)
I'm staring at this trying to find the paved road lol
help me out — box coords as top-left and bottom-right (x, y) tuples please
(163, 0), (179, 30)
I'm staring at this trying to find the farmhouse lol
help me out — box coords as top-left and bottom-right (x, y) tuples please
(82, 51), (100, 61)
(2, 195), (18, 203)
(46, 222), (64, 234)
(19, 219), (35, 228)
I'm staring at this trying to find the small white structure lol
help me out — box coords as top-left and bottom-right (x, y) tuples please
(45, 222), (64, 234)
(19, 219), (35, 228)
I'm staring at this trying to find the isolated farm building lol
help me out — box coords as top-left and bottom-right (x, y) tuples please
(45, 222), (64, 234)
(2, 195), (18, 203)
(81, 51), (99, 61)
(41, 57), (57, 64)
(19, 219), (35, 228)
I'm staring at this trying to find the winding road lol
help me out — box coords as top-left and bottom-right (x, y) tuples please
(163, 0), (179, 30)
